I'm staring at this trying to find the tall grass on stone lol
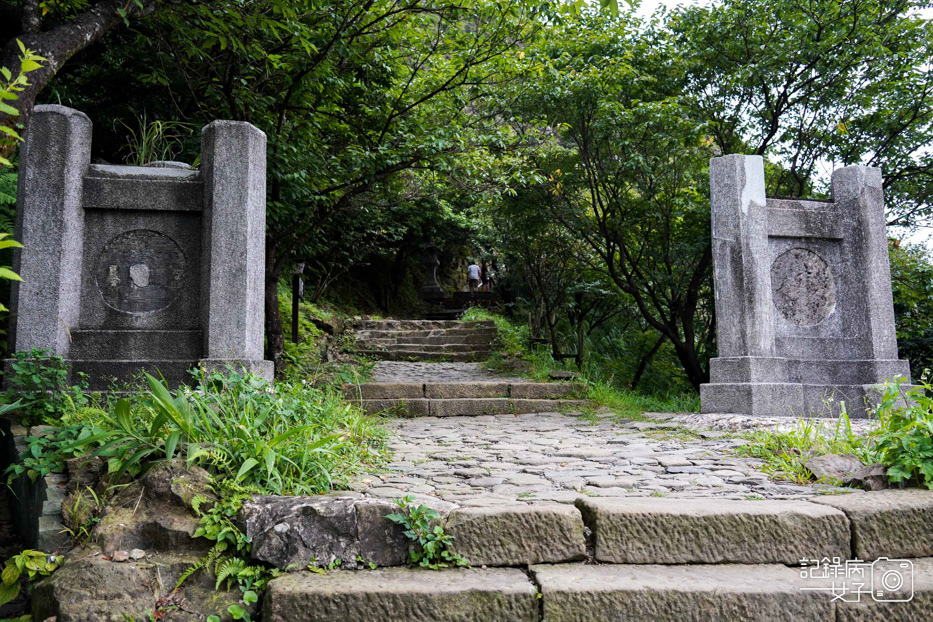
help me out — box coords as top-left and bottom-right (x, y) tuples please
(736, 408), (875, 484)
(68, 369), (388, 494)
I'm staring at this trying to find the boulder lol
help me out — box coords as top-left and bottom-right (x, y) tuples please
(843, 463), (889, 491)
(237, 496), (361, 571)
(804, 454), (865, 482)
(65, 456), (106, 493)
(237, 495), (453, 571)
(92, 460), (215, 555)
(31, 546), (252, 622)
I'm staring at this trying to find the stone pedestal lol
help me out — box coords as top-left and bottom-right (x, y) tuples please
(700, 155), (910, 417)
(9, 105), (273, 388)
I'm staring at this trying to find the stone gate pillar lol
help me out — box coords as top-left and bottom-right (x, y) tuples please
(199, 121), (271, 377)
(10, 105), (91, 356)
(701, 155), (910, 417)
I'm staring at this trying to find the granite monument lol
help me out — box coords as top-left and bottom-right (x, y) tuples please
(9, 105), (273, 389)
(700, 154), (910, 417)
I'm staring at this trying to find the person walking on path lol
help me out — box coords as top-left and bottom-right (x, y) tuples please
(467, 260), (481, 296)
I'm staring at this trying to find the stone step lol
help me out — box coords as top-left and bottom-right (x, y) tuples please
(356, 397), (589, 416)
(262, 568), (539, 622)
(70, 359), (196, 389)
(356, 334), (496, 345)
(532, 563), (834, 622)
(356, 320), (495, 330)
(355, 343), (488, 354)
(347, 382), (584, 400)
(576, 497), (850, 565)
(355, 350), (491, 362)
(70, 329), (203, 360)
(354, 327), (498, 340)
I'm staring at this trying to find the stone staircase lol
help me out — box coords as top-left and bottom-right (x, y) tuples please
(252, 489), (933, 621)
(345, 379), (588, 416)
(351, 320), (497, 362)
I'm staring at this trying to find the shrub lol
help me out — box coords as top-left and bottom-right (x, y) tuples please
(872, 377), (933, 488)
(1, 349), (91, 426)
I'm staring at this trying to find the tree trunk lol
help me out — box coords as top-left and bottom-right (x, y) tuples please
(631, 335), (664, 390)
(264, 238), (285, 372)
(670, 337), (709, 392)
(0, 0), (157, 137)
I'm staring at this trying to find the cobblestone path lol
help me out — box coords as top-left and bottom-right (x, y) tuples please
(351, 410), (851, 506)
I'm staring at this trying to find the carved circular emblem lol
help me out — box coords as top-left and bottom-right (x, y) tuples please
(96, 229), (186, 314)
(770, 248), (836, 326)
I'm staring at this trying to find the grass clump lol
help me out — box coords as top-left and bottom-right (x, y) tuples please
(736, 409), (875, 484)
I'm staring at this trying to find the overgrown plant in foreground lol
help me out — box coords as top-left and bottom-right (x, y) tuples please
(9, 368), (388, 495)
(70, 369), (388, 494)
(1, 348), (93, 426)
(0, 549), (60, 607)
(386, 496), (468, 569)
(872, 377), (933, 488)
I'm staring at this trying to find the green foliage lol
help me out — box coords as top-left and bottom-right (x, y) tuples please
(584, 380), (700, 418)
(1, 41), (46, 167)
(63, 369), (387, 494)
(385, 496), (468, 569)
(872, 377), (933, 488)
(736, 409), (875, 484)
(890, 242), (933, 381)
(0, 172), (16, 234)
(60, 485), (103, 544)
(460, 308), (529, 359)
(191, 481), (255, 555)
(671, 0), (933, 225)
(1, 349), (92, 426)
(0, 550), (61, 607)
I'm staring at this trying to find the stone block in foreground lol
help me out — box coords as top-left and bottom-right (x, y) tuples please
(577, 497), (850, 564)
(811, 489), (933, 559)
(531, 563), (833, 622)
(445, 503), (586, 566)
(262, 567), (538, 622)
(834, 556), (933, 621)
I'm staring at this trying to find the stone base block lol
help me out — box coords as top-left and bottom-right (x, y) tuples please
(702, 380), (912, 418)
(532, 563), (833, 622)
(576, 497), (849, 565)
(700, 382), (804, 417)
(262, 568), (539, 622)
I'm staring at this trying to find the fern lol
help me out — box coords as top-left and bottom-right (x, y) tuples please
(175, 542), (226, 590)
(214, 557), (248, 591)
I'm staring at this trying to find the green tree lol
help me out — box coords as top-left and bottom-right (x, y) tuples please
(0, 0), (159, 136)
(671, 0), (933, 227)
(506, 12), (716, 389)
(889, 241), (933, 380)
(136, 0), (542, 367)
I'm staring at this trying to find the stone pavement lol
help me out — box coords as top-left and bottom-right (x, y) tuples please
(350, 410), (852, 505)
